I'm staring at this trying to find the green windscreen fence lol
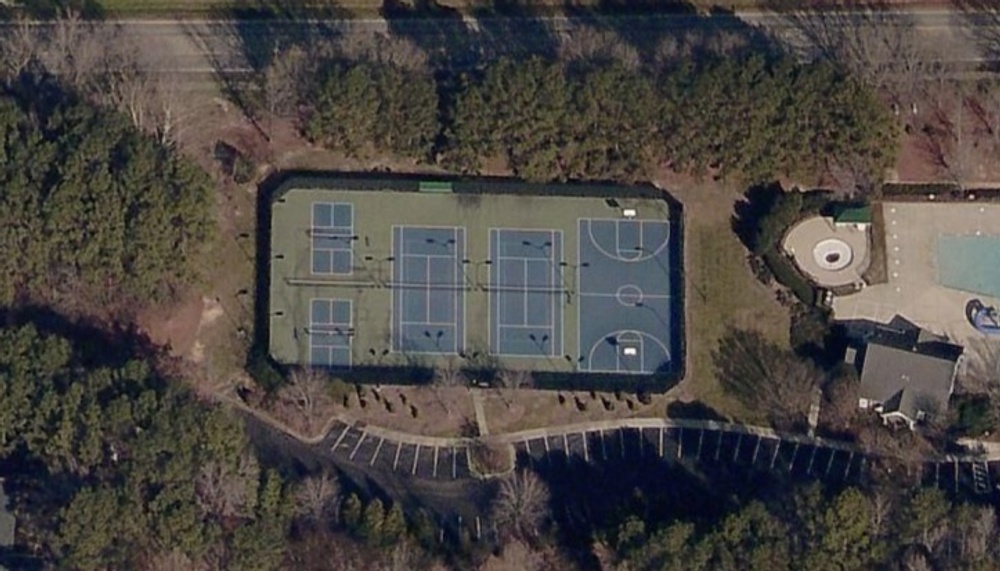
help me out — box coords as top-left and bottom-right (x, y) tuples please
(418, 181), (454, 193)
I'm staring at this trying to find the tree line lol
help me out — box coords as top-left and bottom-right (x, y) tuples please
(0, 77), (214, 311)
(297, 55), (898, 185)
(613, 483), (998, 571)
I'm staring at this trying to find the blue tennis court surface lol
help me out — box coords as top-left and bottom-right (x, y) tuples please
(309, 298), (352, 367)
(489, 229), (564, 357)
(578, 219), (674, 374)
(311, 202), (354, 274)
(391, 226), (466, 354)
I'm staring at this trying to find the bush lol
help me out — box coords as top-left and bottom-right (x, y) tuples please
(763, 251), (816, 306)
(950, 394), (995, 438)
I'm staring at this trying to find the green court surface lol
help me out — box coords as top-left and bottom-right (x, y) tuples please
(267, 175), (683, 384)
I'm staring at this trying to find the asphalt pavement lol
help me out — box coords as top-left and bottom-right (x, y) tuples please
(2, 7), (998, 75)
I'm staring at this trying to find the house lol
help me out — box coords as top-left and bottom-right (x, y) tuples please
(845, 323), (963, 429)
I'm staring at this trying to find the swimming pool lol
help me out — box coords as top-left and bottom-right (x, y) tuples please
(937, 235), (1000, 299)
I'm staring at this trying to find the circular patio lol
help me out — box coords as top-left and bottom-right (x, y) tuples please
(783, 216), (870, 288)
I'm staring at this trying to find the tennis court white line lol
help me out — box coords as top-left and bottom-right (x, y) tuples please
(399, 320), (459, 328)
(578, 292), (673, 300)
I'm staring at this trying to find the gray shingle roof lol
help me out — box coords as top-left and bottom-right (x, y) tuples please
(859, 342), (959, 423)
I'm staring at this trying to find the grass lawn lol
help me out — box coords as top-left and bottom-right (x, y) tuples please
(671, 180), (789, 424)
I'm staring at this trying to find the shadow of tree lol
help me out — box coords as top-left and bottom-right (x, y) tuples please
(180, 1), (350, 137)
(949, 0), (1000, 72)
(381, 0), (560, 71)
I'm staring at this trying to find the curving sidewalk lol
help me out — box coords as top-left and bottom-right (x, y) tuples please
(222, 392), (1000, 466)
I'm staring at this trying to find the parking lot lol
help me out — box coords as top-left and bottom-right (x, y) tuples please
(323, 421), (473, 481)
(511, 426), (866, 484)
(921, 457), (998, 497)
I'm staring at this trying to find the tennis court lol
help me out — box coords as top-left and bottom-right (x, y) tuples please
(268, 177), (683, 388)
(489, 229), (564, 357)
(391, 226), (466, 354)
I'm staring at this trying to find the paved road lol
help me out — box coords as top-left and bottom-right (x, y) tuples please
(3, 7), (999, 75)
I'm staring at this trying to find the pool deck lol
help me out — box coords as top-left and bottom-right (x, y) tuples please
(832, 202), (1000, 345)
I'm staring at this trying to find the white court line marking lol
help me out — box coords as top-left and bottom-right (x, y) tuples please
(392, 441), (402, 471)
(370, 438), (384, 466)
(659, 428), (664, 458)
(330, 425), (351, 453)
(544, 437), (551, 454)
(563, 434), (569, 459)
(433, 446), (439, 478)
(349, 432), (367, 460)
(411, 444), (421, 476)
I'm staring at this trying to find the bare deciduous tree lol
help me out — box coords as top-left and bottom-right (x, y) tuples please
(960, 337), (1000, 398)
(277, 367), (333, 434)
(195, 452), (260, 519)
(491, 469), (551, 541)
(0, 17), (40, 81)
(264, 44), (310, 119)
(943, 92), (978, 190)
(477, 539), (546, 571)
(294, 470), (341, 526)
(557, 25), (640, 70)
(338, 33), (429, 73)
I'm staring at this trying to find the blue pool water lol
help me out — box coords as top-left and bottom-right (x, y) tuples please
(937, 235), (1000, 298)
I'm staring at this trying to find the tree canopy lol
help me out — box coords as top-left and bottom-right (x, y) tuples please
(0, 81), (214, 308)
(305, 61), (439, 161)
(0, 323), (286, 570)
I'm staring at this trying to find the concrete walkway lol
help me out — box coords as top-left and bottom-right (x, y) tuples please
(471, 389), (489, 437)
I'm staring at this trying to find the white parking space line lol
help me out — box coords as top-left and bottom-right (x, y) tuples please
(954, 461), (959, 494)
(412, 444), (421, 476)
(582, 432), (590, 463)
(844, 452), (854, 479)
(452, 447), (458, 479)
(733, 433), (742, 462)
(433, 446), (440, 478)
(788, 443), (800, 471)
(525, 439), (532, 456)
(620, 431), (626, 459)
(393, 442), (402, 471)
(349, 432), (367, 460)
(544, 437), (550, 454)
(825, 449), (835, 476)
(714, 431), (723, 461)
(659, 428), (665, 458)
(805, 447), (817, 474)
(370, 438), (385, 467)
(600, 430), (607, 460)
(330, 424), (351, 453)
(770, 442), (781, 469)
(751, 436), (761, 465)
(562, 434), (569, 457)
(696, 429), (704, 460)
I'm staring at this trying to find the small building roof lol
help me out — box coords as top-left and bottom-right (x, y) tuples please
(859, 339), (961, 424)
(834, 205), (872, 224)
